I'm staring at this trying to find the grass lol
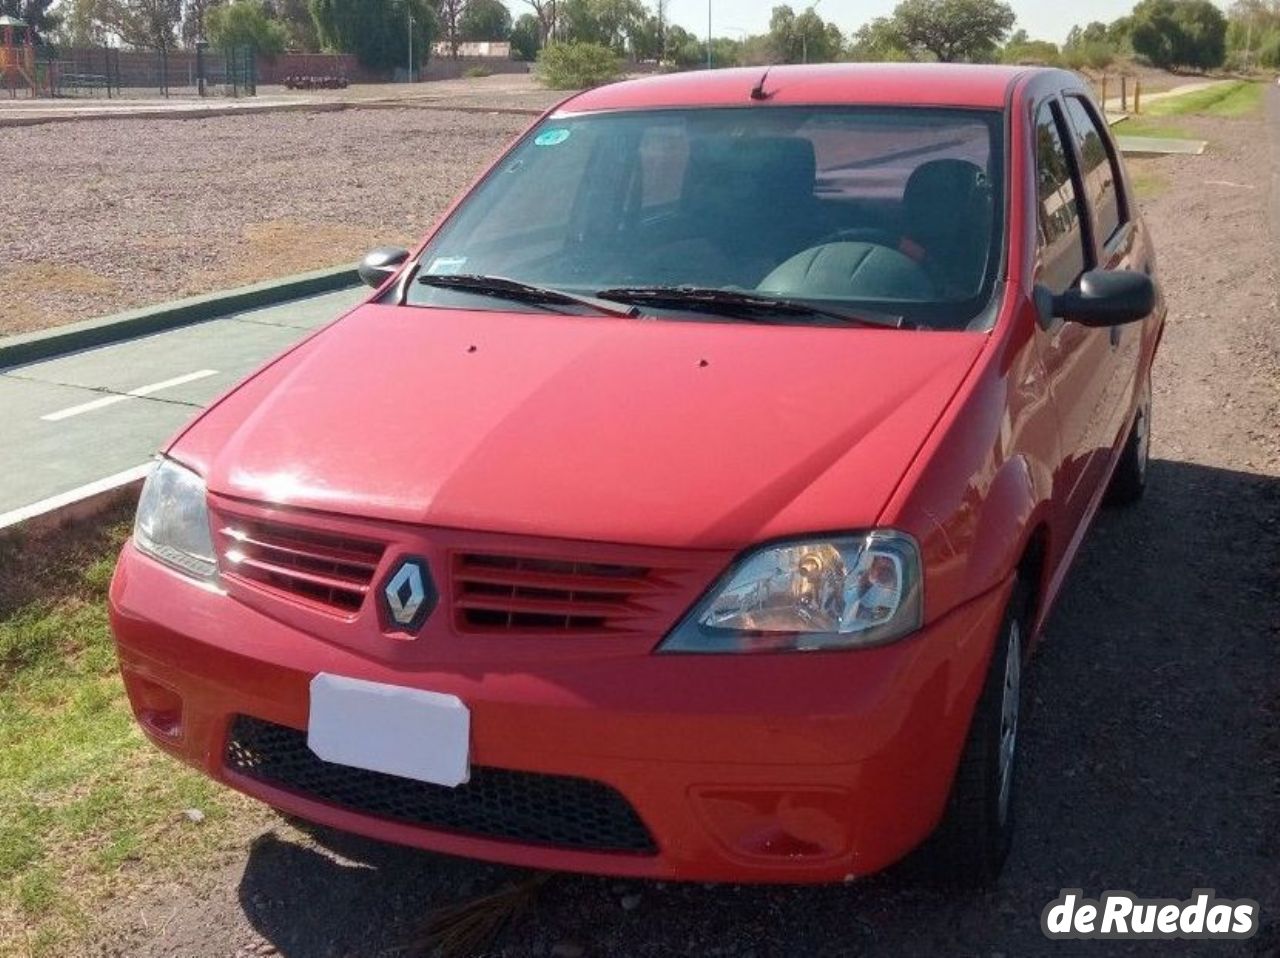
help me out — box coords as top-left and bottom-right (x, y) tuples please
(1114, 116), (1196, 140)
(0, 507), (255, 957)
(1145, 79), (1266, 118)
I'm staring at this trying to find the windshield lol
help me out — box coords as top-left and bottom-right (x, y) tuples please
(404, 106), (1006, 330)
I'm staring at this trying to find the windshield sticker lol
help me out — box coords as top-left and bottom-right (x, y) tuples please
(427, 256), (468, 275)
(535, 128), (572, 147)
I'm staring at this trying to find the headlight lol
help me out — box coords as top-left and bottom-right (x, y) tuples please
(134, 458), (217, 580)
(659, 532), (922, 654)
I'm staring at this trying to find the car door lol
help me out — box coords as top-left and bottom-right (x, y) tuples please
(1059, 92), (1145, 460)
(1030, 96), (1118, 541)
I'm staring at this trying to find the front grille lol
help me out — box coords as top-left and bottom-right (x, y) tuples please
(224, 715), (657, 855)
(214, 516), (385, 616)
(453, 553), (664, 634)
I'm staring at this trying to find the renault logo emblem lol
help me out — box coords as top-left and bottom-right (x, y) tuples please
(380, 557), (437, 632)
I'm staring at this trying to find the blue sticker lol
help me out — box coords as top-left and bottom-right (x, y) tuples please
(535, 128), (572, 147)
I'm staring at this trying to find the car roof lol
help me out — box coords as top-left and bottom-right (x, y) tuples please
(558, 63), (1061, 115)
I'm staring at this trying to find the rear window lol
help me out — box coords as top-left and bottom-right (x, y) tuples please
(407, 106), (1007, 330)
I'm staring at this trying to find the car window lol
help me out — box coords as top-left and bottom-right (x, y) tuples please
(1034, 101), (1087, 295)
(1062, 95), (1125, 247)
(406, 107), (1007, 330)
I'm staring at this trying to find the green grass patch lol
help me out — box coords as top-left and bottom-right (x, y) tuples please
(1115, 116), (1196, 140)
(1145, 80), (1265, 118)
(0, 514), (254, 956)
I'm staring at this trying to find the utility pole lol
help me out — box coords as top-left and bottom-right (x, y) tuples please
(407, 9), (415, 81)
(707, 0), (712, 69)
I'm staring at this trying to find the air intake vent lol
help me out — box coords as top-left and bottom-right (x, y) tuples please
(225, 715), (657, 854)
(453, 553), (661, 634)
(216, 517), (385, 616)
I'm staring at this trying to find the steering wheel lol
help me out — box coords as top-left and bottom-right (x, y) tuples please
(813, 227), (907, 252)
(759, 240), (936, 302)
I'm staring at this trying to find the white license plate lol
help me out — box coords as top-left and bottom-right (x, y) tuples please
(307, 674), (470, 787)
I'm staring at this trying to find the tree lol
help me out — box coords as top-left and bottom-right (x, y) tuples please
(848, 16), (913, 60)
(0, 0), (60, 41)
(1130, 0), (1227, 70)
(459, 0), (510, 40)
(102, 0), (184, 51)
(559, 0), (644, 52)
(436, 0), (464, 57)
(524, 0), (557, 43)
(631, 12), (662, 59)
(267, 0), (319, 49)
(310, 0), (436, 69)
(890, 0), (1016, 62)
(181, 0), (222, 45)
(55, 0), (109, 45)
(766, 4), (845, 64)
(207, 0), (286, 51)
(1002, 31), (1060, 65)
(510, 10), (541, 58)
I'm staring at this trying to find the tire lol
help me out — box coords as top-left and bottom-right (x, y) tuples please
(923, 581), (1030, 888)
(1105, 377), (1151, 507)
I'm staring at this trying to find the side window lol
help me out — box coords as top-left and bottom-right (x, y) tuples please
(1062, 95), (1125, 247)
(1034, 101), (1086, 294)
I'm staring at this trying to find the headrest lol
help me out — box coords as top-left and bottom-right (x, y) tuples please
(684, 136), (817, 209)
(903, 159), (990, 240)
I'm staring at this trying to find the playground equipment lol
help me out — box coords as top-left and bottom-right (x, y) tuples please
(0, 14), (54, 97)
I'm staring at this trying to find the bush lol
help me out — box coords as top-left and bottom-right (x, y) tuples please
(464, 65), (494, 78)
(536, 42), (622, 90)
(1083, 40), (1116, 69)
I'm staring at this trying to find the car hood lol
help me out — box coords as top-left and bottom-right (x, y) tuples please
(172, 304), (984, 549)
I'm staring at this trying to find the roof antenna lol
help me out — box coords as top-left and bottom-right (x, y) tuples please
(750, 67), (774, 101)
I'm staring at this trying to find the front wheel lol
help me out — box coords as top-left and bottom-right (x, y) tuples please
(1105, 378), (1151, 507)
(923, 582), (1029, 888)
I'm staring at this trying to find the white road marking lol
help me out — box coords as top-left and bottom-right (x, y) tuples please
(0, 462), (154, 531)
(41, 369), (219, 422)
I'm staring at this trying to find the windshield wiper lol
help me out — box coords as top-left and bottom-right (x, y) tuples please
(596, 286), (907, 329)
(419, 273), (639, 319)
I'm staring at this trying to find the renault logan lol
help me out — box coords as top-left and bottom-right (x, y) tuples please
(110, 64), (1164, 886)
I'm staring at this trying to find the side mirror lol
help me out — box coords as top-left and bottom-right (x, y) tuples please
(1042, 269), (1156, 328)
(358, 246), (411, 288)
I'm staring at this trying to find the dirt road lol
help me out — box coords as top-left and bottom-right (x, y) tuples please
(92, 96), (1280, 958)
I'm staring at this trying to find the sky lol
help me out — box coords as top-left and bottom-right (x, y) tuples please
(503, 0), (1228, 47)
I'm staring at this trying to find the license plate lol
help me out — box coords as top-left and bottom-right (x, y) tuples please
(307, 674), (470, 787)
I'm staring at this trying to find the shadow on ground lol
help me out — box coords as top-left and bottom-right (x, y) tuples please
(235, 459), (1280, 957)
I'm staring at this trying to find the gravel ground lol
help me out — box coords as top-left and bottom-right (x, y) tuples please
(0, 107), (533, 335)
(85, 101), (1280, 957)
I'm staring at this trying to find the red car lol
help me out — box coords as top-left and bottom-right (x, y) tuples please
(110, 64), (1163, 886)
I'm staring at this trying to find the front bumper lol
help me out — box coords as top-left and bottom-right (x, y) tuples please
(109, 541), (1010, 884)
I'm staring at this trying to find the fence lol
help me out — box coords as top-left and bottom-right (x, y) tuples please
(38, 46), (529, 98)
(46, 45), (256, 98)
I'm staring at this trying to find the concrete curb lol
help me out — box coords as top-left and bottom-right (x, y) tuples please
(0, 466), (150, 535)
(0, 263), (360, 370)
(0, 96), (545, 128)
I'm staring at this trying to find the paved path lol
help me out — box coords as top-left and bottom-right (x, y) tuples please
(0, 287), (365, 526)
(1104, 77), (1228, 115)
